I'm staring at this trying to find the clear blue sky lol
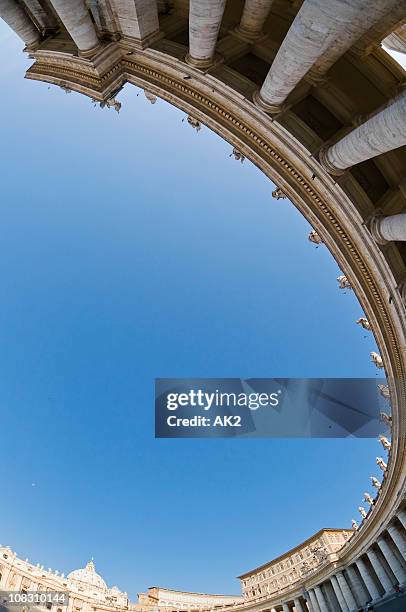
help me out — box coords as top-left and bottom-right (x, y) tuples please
(0, 21), (387, 600)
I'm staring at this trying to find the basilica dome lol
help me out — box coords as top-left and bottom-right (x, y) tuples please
(68, 560), (107, 591)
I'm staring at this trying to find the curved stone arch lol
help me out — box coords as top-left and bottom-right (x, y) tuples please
(26, 48), (406, 556)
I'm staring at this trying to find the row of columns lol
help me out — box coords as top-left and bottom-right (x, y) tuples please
(253, 0), (403, 113)
(0, 0), (100, 53)
(0, 0), (161, 54)
(2, 0), (404, 182)
(265, 509), (406, 611)
(183, 1), (406, 181)
(299, 509), (406, 611)
(186, 0), (274, 67)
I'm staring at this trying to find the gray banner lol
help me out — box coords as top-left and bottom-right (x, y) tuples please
(155, 378), (393, 438)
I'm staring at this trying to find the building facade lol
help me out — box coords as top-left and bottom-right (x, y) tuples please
(0, 548), (243, 612)
(239, 530), (353, 600)
(137, 587), (243, 610)
(0, 551), (129, 612)
(1, 0), (406, 610)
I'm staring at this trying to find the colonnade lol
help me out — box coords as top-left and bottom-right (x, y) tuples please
(1, 0), (405, 182)
(267, 507), (406, 611)
(183, 0), (406, 185)
(253, 0), (402, 112)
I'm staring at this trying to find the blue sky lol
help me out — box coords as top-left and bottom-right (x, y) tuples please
(0, 21), (391, 599)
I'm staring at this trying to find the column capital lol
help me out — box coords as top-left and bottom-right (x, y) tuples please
(252, 88), (284, 115)
(318, 144), (345, 176)
(184, 51), (222, 69)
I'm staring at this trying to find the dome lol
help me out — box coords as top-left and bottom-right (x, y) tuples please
(67, 560), (107, 591)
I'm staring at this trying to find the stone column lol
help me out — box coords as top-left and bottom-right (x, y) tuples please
(236, 0), (274, 41)
(383, 23), (406, 54)
(47, 0), (99, 54)
(330, 575), (349, 611)
(397, 509), (406, 531)
(355, 558), (380, 601)
(112, 0), (159, 44)
(377, 536), (406, 585)
(186, 0), (226, 68)
(308, 0), (402, 80)
(293, 598), (306, 612)
(308, 589), (320, 612)
(371, 213), (406, 244)
(346, 565), (368, 607)
(314, 586), (328, 612)
(366, 549), (394, 594)
(23, 0), (57, 33)
(253, 0), (400, 113)
(0, 565), (12, 588)
(387, 524), (406, 563)
(319, 91), (406, 174)
(282, 603), (290, 612)
(0, 0), (40, 47)
(13, 573), (23, 591)
(336, 571), (357, 611)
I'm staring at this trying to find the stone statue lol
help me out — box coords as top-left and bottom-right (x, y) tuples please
(376, 456), (387, 471)
(272, 187), (287, 200)
(231, 148), (245, 163)
(337, 275), (352, 290)
(308, 230), (323, 244)
(379, 434), (391, 451)
(352, 519), (359, 530)
(358, 506), (367, 519)
(378, 384), (390, 399)
(144, 90), (157, 104)
(299, 561), (311, 576)
(105, 97), (121, 113)
(370, 476), (381, 489)
(364, 492), (374, 505)
(59, 80), (71, 94)
(310, 545), (328, 563)
(380, 411), (392, 427)
(370, 351), (384, 368)
(356, 317), (371, 330)
(187, 116), (202, 131)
